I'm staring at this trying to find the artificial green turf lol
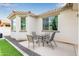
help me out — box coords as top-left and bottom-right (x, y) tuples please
(0, 39), (23, 56)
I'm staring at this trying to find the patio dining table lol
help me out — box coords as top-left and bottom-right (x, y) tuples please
(37, 34), (47, 47)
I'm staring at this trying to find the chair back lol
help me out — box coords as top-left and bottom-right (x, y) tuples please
(49, 32), (56, 42)
(32, 32), (36, 35)
(27, 35), (33, 42)
(32, 32), (37, 39)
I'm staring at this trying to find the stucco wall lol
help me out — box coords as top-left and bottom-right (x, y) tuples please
(78, 11), (79, 56)
(36, 17), (42, 34)
(10, 15), (38, 40)
(10, 15), (27, 40)
(55, 9), (78, 44)
(26, 16), (38, 34)
(10, 9), (78, 44)
(36, 9), (78, 44)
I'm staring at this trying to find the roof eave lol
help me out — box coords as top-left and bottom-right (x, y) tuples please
(38, 3), (74, 18)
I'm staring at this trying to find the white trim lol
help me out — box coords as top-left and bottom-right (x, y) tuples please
(3, 37), (28, 56)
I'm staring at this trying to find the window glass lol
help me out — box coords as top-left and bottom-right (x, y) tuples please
(43, 16), (58, 30)
(49, 16), (58, 30)
(21, 17), (26, 31)
(43, 17), (49, 30)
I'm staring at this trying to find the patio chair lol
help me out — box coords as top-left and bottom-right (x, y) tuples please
(27, 35), (36, 48)
(31, 32), (41, 46)
(43, 32), (57, 48)
(32, 32), (38, 40)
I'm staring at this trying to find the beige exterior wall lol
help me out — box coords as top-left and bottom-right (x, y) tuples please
(26, 16), (38, 34)
(36, 17), (42, 34)
(10, 15), (27, 40)
(10, 7), (78, 44)
(36, 9), (78, 45)
(10, 15), (38, 40)
(76, 4), (79, 55)
(55, 9), (78, 44)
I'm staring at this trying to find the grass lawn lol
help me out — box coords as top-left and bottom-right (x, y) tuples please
(0, 39), (23, 56)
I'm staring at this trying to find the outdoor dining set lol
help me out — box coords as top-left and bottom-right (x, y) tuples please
(27, 32), (57, 48)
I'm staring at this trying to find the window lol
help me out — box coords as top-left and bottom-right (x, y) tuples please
(43, 16), (58, 30)
(11, 19), (16, 31)
(43, 17), (49, 30)
(21, 17), (26, 31)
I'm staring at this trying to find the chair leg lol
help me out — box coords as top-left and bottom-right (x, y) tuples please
(44, 41), (48, 47)
(28, 39), (30, 48)
(50, 42), (54, 48)
(33, 41), (34, 49)
(38, 39), (40, 46)
(53, 40), (57, 47)
(28, 41), (29, 48)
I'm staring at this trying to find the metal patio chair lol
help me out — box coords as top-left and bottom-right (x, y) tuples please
(32, 32), (41, 46)
(43, 32), (57, 48)
(27, 35), (36, 48)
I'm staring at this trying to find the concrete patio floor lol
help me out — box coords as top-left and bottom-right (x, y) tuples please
(5, 36), (77, 56)
(19, 40), (77, 56)
(5, 36), (40, 56)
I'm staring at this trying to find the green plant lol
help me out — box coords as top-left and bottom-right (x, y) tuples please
(50, 16), (58, 30)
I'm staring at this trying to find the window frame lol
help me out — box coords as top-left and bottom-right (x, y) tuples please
(43, 17), (49, 30)
(42, 16), (58, 31)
